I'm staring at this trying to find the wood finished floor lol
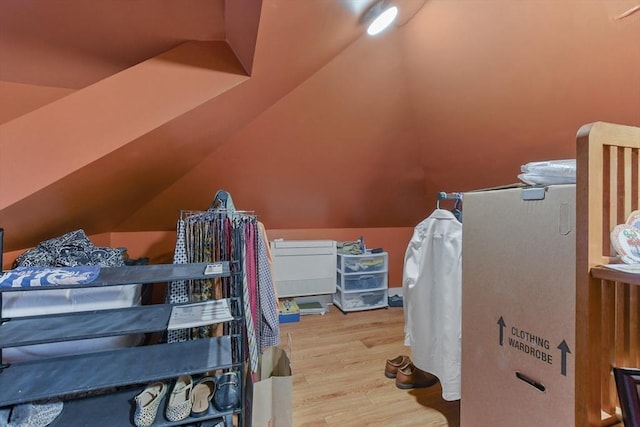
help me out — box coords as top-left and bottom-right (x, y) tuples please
(279, 305), (460, 427)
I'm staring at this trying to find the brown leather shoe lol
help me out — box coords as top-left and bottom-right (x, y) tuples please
(395, 363), (439, 389)
(385, 355), (411, 378)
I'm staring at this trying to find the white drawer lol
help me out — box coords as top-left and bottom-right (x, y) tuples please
(333, 288), (387, 312)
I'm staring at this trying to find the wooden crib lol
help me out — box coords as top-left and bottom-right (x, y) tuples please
(576, 121), (640, 426)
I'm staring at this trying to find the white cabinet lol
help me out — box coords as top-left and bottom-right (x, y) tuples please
(270, 240), (337, 297)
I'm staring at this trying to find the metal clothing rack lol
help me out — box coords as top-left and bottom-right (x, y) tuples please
(180, 209), (257, 219)
(437, 192), (463, 222)
(436, 192), (463, 209)
(176, 208), (256, 316)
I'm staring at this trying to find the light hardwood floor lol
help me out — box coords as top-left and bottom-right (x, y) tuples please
(279, 305), (460, 427)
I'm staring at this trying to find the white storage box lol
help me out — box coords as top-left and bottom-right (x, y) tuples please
(270, 240), (337, 298)
(337, 252), (388, 273)
(337, 271), (387, 292)
(2, 284), (142, 363)
(333, 288), (387, 312)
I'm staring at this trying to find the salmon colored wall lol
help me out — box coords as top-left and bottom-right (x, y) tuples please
(110, 232), (177, 264)
(225, 0), (262, 74)
(188, 27), (428, 231)
(400, 0), (640, 201)
(2, 249), (25, 271)
(0, 82), (74, 124)
(0, 0), (226, 89)
(0, 41), (248, 212)
(2, 228), (414, 288)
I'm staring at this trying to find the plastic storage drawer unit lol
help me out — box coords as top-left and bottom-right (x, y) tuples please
(337, 271), (387, 292)
(334, 251), (389, 313)
(337, 252), (388, 274)
(333, 288), (388, 312)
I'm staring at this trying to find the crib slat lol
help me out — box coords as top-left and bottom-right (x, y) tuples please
(602, 280), (616, 414)
(576, 122), (640, 426)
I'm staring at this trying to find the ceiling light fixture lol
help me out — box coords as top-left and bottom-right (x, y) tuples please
(362, 1), (399, 36)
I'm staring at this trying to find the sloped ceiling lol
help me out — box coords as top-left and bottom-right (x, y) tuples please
(1, 0), (639, 252)
(0, 0), (227, 88)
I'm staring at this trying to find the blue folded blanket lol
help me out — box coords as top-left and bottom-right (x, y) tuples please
(0, 266), (100, 288)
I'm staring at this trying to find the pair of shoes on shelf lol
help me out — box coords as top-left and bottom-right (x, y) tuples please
(134, 375), (197, 425)
(134, 373), (240, 425)
(185, 373), (239, 417)
(384, 354), (411, 378)
(167, 373), (239, 420)
(134, 382), (167, 427)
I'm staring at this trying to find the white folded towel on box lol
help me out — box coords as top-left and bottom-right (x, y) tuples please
(518, 159), (576, 185)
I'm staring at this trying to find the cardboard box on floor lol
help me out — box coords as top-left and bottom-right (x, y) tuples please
(460, 185), (576, 426)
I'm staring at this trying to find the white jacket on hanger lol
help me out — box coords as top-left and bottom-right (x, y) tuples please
(403, 208), (462, 401)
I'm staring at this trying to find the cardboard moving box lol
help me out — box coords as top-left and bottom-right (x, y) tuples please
(460, 185), (575, 426)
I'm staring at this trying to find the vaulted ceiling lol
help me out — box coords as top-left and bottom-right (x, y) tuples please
(1, 0), (639, 252)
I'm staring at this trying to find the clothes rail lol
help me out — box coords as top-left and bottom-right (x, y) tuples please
(436, 192), (463, 209)
(180, 209), (257, 218)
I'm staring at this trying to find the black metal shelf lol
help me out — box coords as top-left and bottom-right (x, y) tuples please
(0, 262), (235, 293)
(0, 335), (234, 407)
(0, 261), (245, 426)
(0, 304), (172, 347)
(0, 299), (242, 348)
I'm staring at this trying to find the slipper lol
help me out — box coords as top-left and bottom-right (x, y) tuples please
(134, 382), (166, 427)
(7, 398), (63, 427)
(191, 377), (215, 417)
(166, 375), (193, 422)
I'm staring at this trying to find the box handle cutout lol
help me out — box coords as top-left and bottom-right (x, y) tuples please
(558, 202), (572, 235)
(516, 371), (546, 392)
